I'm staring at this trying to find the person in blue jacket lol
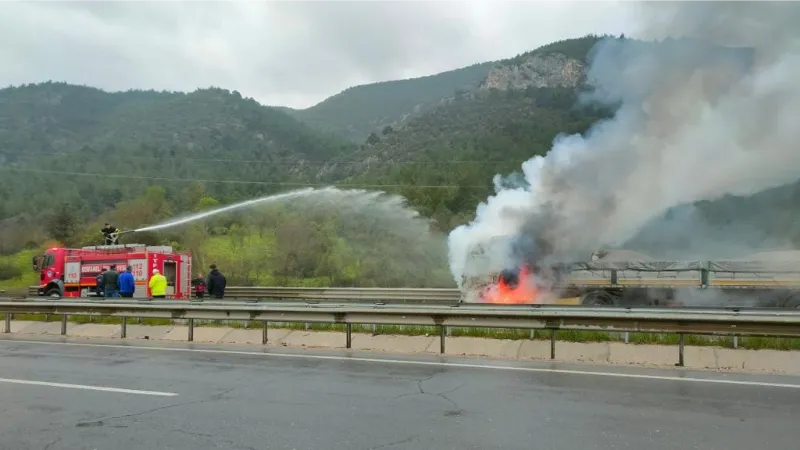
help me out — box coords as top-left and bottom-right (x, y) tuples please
(118, 266), (136, 298)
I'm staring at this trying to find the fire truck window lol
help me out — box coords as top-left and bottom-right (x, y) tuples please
(43, 253), (55, 268)
(164, 261), (177, 286)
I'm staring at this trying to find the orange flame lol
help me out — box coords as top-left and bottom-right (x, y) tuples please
(481, 266), (539, 304)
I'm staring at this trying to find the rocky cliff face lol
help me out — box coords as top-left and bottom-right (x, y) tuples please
(481, 53), (586, 90)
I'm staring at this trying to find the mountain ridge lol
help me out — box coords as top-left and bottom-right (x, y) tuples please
(283, 61), (496, 142)
(284, 35), (607, 142)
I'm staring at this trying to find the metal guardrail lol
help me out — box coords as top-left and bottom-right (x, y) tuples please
(223, 286), (462, 304)
(27, 285), (463, 304)
(3, 298), (800, 366)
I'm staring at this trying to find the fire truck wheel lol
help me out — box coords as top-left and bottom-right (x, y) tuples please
(44, 289), (61, 299)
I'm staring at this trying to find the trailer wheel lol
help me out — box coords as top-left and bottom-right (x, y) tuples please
(580, 291), (614, 306)
(44, 288), (61, 299)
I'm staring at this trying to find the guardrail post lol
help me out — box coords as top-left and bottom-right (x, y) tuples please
(440, 325), (446, 354)
(262, 321), (268, 345)
(60, 315), (67, 335)
(3, 314), (10, 334)
(346, 323), (352, 349)
(550, 329), (557, 360)
(188, 319), (194, 342)
(677, 333), (685, 367)
(121, 316), (127, 339)
(624, 331), (630, 344)
(733, 335), (739, 349)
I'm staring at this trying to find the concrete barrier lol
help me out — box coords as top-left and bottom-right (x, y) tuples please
(4, 320), (800, 376)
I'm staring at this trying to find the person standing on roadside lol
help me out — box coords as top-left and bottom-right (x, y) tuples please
(148, 269), (167, 299)
(192, 273), (206, 299)
(206, 264), (227, 299)
(102, 265), (120, 298)
(95, 268), (107, 297)
(118, 266), (135, 298)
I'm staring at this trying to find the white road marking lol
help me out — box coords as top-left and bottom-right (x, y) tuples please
(3, 338), (800, 390)
(0, 377), (178, 396)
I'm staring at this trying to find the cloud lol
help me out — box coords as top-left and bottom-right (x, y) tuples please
(0, 1), (634, 108)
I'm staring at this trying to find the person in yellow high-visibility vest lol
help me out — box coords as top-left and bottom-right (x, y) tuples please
(148, 269), (167, 299)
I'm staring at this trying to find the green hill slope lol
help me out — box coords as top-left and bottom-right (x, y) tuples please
(286, 62), (495, 142)
(332, 86), (612, 230)
(321, 36), (609, 229)
(0, 82), (354, 162)
(0, 82), (355, 216)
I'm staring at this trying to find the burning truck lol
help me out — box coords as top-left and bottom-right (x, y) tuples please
(459, 236), (800, 309)
(458, 235), (555, 305)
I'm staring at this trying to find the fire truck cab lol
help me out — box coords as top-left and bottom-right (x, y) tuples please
(32, 244), (192, 299)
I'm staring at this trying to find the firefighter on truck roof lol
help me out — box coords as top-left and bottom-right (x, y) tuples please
(101, 223), (120, 245)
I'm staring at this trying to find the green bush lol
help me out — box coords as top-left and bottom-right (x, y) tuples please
(0, 262), (22, 281)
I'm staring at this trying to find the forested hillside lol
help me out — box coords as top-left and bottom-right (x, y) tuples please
(324, 35), (610, 230)
(333, 86), (613, 230)
(0, 184), (454, 290)
(285, 62), (495, 142)
(0, 82), (357, 248)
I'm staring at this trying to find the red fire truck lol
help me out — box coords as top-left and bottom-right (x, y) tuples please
(32, 244), (192, 299)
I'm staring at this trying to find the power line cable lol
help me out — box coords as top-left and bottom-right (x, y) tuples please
(13, 150), (521, 166)
(0, 167), (491, 189)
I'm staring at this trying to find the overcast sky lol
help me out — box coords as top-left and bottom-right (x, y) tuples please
(0, 1), (636, 109)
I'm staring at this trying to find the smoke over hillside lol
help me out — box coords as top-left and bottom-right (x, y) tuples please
(449, 2), (800, 285)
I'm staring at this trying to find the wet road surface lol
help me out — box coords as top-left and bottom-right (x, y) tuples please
(0, 336), (799, 450)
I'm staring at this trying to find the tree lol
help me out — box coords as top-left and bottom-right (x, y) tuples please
(46, 204), (79, 245)
(366, 132), (381, 145)
(181, 181), (205, 211)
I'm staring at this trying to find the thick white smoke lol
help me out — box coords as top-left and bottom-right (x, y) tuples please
(449, 2), (800, 286)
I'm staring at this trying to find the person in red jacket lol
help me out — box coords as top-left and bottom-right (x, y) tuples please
(191, 274), (206, 299)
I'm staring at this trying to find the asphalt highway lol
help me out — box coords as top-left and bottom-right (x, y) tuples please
(0, 336), (799, 450)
